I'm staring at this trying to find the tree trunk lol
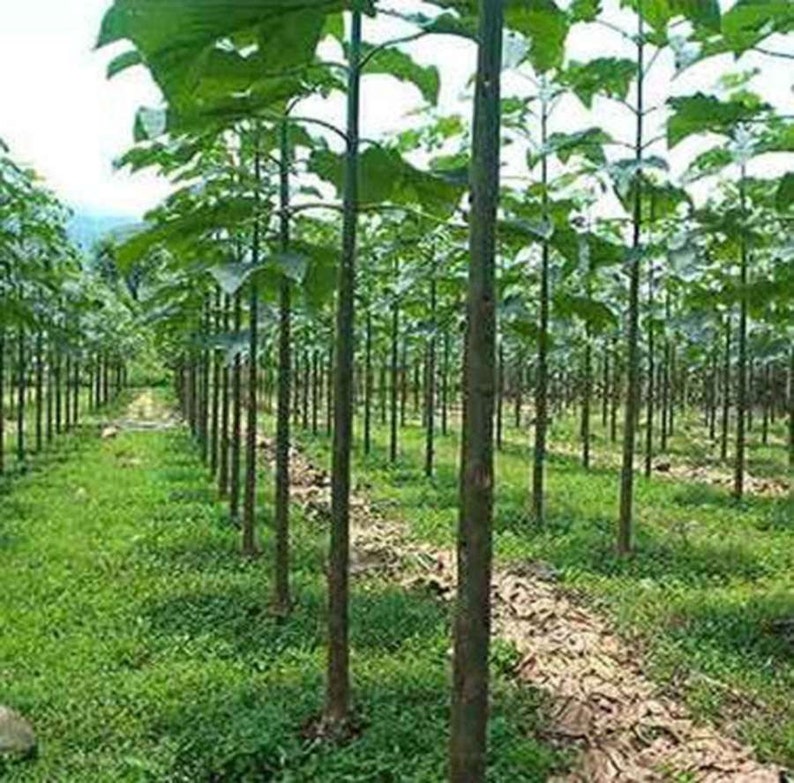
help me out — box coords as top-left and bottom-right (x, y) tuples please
(449, 2), (502, 778)
(274, 118), (292, 614)
(364, 308), (373, 455)
(210, 287), (222, 476)
(325, 9), (361, 729)
(582, 335), (592, 470)
(390, 260), (399, 463)
(16, 326), (26, 465)
(242, 139), (263, 557)
(219, 294), (231, 498)
(425, 256), (437, 478)
(531, 89), (551, 526)
(720, 314), (731, 462)
(733, 171), (748, 499)
(617, 20), (645, 556)
(230, 292), (243, 524)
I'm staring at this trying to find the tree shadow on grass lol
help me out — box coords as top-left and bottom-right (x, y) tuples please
(142, 578), (448, 663)
(665, 589), (794, 671)
(493, 491), (773, 586)
(671, 482), (783, 514)
(140, 615), (560, 782)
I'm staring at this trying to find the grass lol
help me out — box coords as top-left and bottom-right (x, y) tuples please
(298, 405), (794, 769)
(0, 392), (563, 782)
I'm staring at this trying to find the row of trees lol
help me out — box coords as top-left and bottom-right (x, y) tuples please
(0, 141), (135, 474)
(98, 0), (792, 778)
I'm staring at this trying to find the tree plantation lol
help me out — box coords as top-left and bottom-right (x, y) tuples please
(0, 0), (792, 781)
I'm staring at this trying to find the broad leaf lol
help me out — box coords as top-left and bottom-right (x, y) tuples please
(562, 59), (637, 108)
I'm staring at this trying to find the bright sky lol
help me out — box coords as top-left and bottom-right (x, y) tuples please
(0, 0), (791, 220)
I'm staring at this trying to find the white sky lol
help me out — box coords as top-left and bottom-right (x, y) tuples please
(0, 0), (791, 219)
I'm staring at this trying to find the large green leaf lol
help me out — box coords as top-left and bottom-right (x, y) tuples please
(508, 0), (569, 73)
(358, 44), (440, 105)
(98, 0), (346, 109)
(562, 58), (637, 108)
(620, 0), (721, 34)
(423, 0), (569, 71)
(776, 173), (794, 212)
(666, 93), (768, 147)
(542, 128), (612, 165)
(718, 0), (794, 54)
(569, 0), (602, 22)
(309, 145), (464, 216)
(554, 291), (617, 332)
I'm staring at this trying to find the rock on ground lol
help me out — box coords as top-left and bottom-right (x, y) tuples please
(0, 706), (36, 757)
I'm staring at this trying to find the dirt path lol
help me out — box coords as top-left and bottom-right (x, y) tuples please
(105, 389), (180, 434)
(263, 438), (787, 783)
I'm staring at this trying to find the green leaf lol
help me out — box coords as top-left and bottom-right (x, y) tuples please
(209, 262), (257, 296)
(562, 58), (637, 108)
(683, 146), (734, 181)
(506, 0), (569, 73)
(621, 0), (721, 34)
(543, 128), (611, 165)
(776, 173), (794, 212)
(569, 0), (602, 22)
(554, 291), (617, 332)
(309, 145), (464, 217)
(107, 49), (142, 78)
(358, 44), (440, 105)
(719, 0), (794, 55)
(666, 93), (768, 147)
(271, 250), (308, 283)
(98, 0), (343, 110)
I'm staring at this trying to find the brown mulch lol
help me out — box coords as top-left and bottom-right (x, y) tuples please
(258, 436), (788, 783)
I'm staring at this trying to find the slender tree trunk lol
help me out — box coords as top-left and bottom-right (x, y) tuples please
(72, 358), (80, 427)
(761, 362), (770, 446)
(16, 325), (26, 465)
(219, 294), (231, 498)
(644, 253), (655, 478)
(618, 18), (644, 556)
(425, 256), (437, 478)
(582, 334), (592, 470)
(364, 307), (372, 455)
(784, 345), (794, 469)
(325, 9), (361, 728)
(64, 354), (72, 433)
(496, 339), (504, 451)
(242, 140), (263, 557)
(449, 2), (502, 778)
(312, 350), (320, 436)
(35, 332), (44, 452)
(733, 170), (748, 499)
(390, 259), (399, 463)
(720, 314), (731, 462)
(230, 292), (243, 525)
(326, 346), (333, 437)
(531, 89), (551, 526)
(274, 118), (292, 614)
(200, 299), (211, 464)
(441, 331), (450, 436)
(210, 287), (222, 476)
(55, 351), (63, 434)
(708, 347), (718, 442)
(601, 347), (609, 429)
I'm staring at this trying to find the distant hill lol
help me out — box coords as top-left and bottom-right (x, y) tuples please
(68, 212), (140, 253)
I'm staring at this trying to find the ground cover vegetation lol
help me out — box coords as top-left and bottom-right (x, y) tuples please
(1, 0), (792, 780)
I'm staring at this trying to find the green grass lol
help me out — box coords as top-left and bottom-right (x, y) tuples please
(299, 407), (794, 768)
(0, 396), (563, 781)
(1, 387), (96, 481)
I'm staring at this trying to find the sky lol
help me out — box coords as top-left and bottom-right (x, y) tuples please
(0, 0), (791, 221)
